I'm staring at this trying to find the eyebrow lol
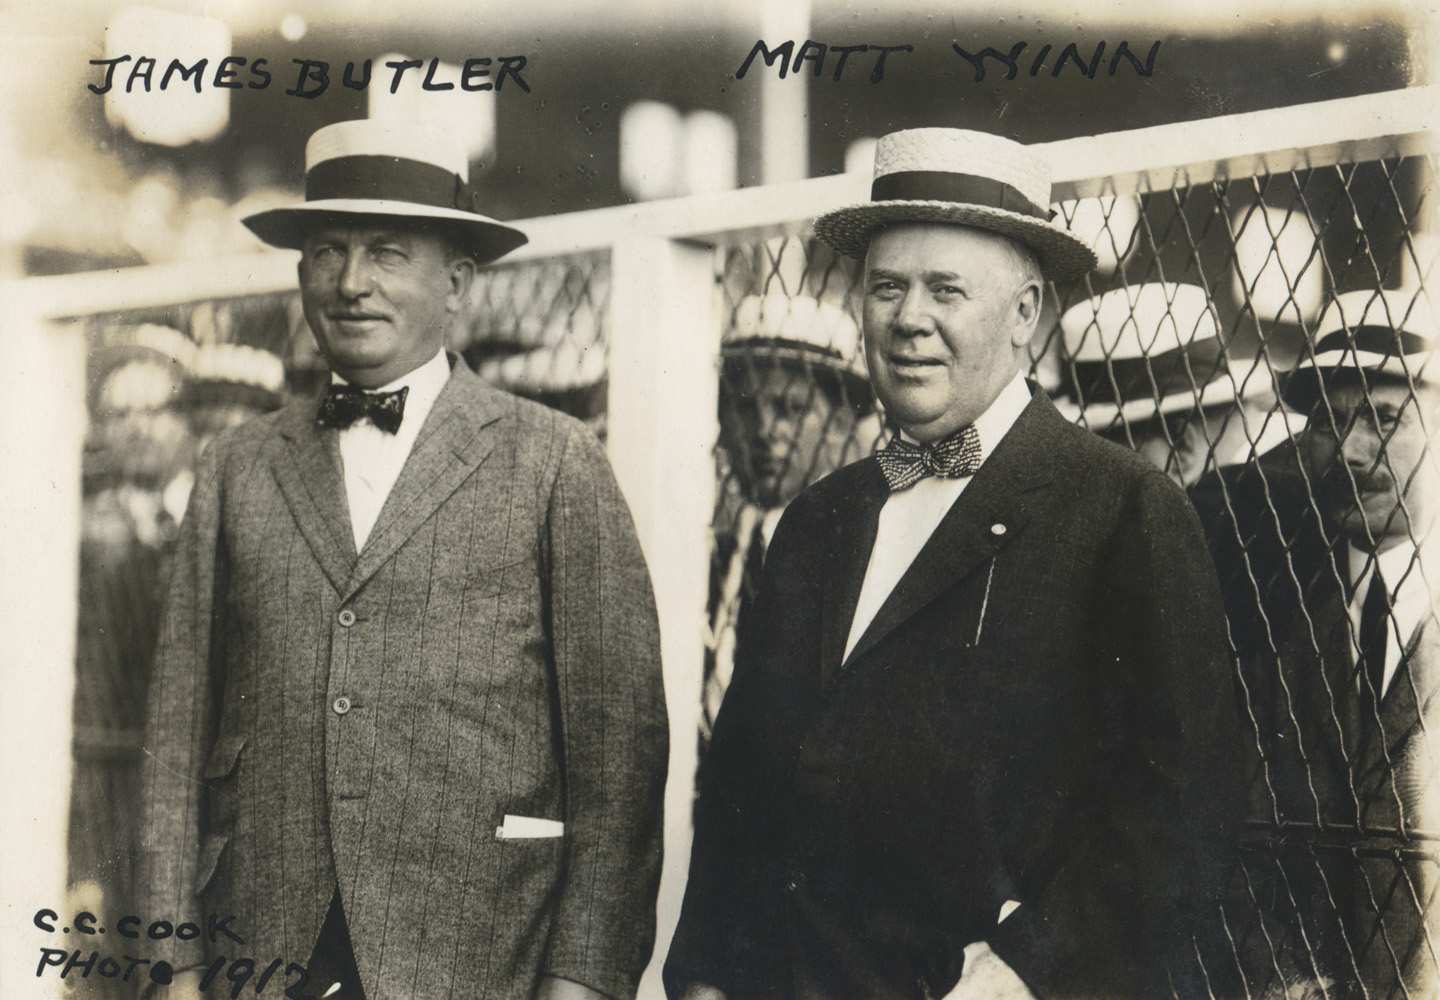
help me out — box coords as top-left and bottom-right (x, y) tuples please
(865, 268), (965, 283)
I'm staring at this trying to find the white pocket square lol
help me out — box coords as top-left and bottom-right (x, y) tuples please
(998, 900), (1022, 924)
(495, 814), (565, 839)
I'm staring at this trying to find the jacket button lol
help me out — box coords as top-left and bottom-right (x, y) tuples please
(337, 609), (357, 627)
(333, 696), (352, 715)
(784, 871), (806, 893)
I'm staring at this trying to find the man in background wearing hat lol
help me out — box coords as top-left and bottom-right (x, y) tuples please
(1057, 282), (1301, 488)
(1219, 289), (1439, 998)
(137, 121), (667, 1000)
(705, 294), (875, 742)
(665, 128), (1243, 1000)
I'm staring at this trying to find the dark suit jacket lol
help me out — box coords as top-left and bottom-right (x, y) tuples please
(666, 388), (1245, 1000)
(1196, 446), (1439, 998)
(1240, 545), (1439, 998)
(137, 359), (668, 1000)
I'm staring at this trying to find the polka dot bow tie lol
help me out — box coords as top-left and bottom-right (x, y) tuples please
(316, 384), (409, 434)
(876, 425), (983, 492)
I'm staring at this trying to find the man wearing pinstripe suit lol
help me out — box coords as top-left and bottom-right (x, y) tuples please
(137, 121), (667, 1000)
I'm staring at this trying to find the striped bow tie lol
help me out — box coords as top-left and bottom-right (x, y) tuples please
(876, 426), (983, 492)
(316, 384), (409, 434)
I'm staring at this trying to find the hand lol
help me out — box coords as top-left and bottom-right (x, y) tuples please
(941, 942), (1037, 1000)
(536, 975), (611, 1000)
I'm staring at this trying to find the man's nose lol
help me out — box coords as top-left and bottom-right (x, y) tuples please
(1339, 422), (1381, 473)
(893, 289), (936, 337)
(336, 251), (373, 299)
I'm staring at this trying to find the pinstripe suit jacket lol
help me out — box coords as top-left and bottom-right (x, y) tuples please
(137, 358), (668, 1000)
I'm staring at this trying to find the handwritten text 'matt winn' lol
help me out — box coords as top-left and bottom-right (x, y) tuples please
(736, 40), (1161, 83)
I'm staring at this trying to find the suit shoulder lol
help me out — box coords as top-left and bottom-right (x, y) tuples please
(788, 456), (882, 517)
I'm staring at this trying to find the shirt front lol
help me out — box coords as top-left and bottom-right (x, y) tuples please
(843, 373), (1032, 663)
(1348, 541), (1434, 698)
(334, 349), (451, 550)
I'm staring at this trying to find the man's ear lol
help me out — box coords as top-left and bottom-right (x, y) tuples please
(1011, 280), (1042, 348)
(446, 256), (478, 312)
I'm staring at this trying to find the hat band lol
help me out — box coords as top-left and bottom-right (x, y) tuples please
(870, 170), (1052, 221)
(1312, 325), (1431, 361)
(1069, 340), (1225, 408)
(305, 155), (470, 212)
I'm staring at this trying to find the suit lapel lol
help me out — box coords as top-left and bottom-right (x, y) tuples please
(345, 362), (506, 597)
(819, 463), (888, 685)
(842, 390), (1057, 669)
(272, 403), (359, 594)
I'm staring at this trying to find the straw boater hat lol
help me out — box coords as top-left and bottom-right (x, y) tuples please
(242, 120), (528, 264)
(1055, 283), (1239, 426)
(813, 128), (1097, 281)
(1283, 289), (1438, 412)
(722, 294), (875, 412)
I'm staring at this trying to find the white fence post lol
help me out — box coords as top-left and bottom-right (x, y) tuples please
(0, 307), (85, 1000)
(606, 236), (721, 999)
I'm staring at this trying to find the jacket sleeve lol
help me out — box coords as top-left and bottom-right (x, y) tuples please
(664, 497), (813, 999)
(540, 418), (669, 1000)
(133, 438), (227, 974)
(989, 469), (1247, 999)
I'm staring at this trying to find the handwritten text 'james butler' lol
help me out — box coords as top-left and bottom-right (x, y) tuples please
(86, 55), (530, 98)
(736, 39), (1162, 83)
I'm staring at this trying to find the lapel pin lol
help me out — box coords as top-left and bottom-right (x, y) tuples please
(991, 523), (1007, 536)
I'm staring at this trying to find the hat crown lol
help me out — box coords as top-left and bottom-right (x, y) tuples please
(1061, 283), (1217, 362)
(305, 119), (470, 183)
(1316, 288), (1438, 343)
(872, 128), (1053, 214)
(724, 294), (861, 366)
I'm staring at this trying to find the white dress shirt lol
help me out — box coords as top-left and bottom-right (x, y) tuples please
(1348, 541), (1433, 697)
(844, 373), (1032, 663)
(334, 349), (451, 551)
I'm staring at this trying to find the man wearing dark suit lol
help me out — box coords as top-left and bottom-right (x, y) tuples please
(664, 128), (1245, 1000)
(137, 120), (667, 1000)
(1219, 289), (1439, 999)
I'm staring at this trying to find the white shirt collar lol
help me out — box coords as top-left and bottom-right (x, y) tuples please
(896, 371), (1032, 466)
(1349, 541), (1424, 596)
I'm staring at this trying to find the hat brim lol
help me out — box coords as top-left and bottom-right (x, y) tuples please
(813, 201), (1098, 282)
(1056, 372), (1243, 427)
(720, 344), (876, 413)
(242, 200), (529, 265)
(1281, 353), (1436, 412)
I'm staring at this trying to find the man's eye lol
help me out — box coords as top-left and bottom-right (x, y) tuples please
(307, 246), (341, 261)
(867, 281), (901, 297)
(372, 246), (406, 261)
(932, 284), (964, 298)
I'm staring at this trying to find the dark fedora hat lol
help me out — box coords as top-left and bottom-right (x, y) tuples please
(242, 119), (528, 265)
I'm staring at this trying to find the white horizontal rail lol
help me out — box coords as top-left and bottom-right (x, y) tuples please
(10, 85), (1435, 322)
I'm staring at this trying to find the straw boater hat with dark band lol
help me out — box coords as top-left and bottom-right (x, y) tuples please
(1056, 283), (1238, 425)
(242, 120), (528, 265)
(813, 128), (1098, 281)
(1283, 289), (1438, 413)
